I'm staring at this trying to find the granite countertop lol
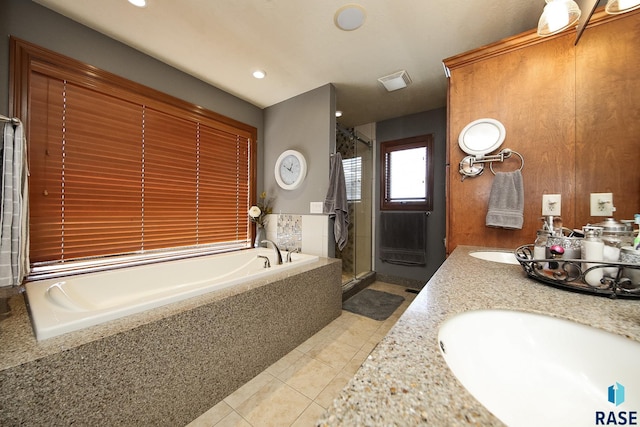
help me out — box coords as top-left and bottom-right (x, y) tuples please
(318, 245), (640, 426)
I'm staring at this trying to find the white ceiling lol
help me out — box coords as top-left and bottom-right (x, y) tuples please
(34, 0), (545, 127)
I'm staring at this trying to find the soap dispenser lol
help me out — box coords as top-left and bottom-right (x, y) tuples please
(581, 226), (604, 287)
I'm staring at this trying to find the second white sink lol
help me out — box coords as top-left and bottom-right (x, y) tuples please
(438, 310), (640, 427)
(469, 250), (519, 265)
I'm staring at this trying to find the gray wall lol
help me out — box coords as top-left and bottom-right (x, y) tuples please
(1, 0), (444, 280)
(264, 84), (335, 214)
(0, 0), (265, 186)
(375, 108), (447, 286)
(0, 0), (338, 258)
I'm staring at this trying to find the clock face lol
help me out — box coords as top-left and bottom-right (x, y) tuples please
(279, 155), (301, 185)
(275, 150), (307, 190)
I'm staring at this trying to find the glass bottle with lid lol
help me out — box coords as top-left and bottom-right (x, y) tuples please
(590, 218), (634, 247)
(589, 218), (633, 276)
(581, 226), (604, 287)
(534, 229), (551, 260)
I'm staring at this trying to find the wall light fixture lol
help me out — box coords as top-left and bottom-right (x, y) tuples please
(537, 0), (582, 36)
(539, 0), (640, 42)
(605, 0), (640, 14)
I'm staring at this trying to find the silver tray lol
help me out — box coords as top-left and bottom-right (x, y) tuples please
(515, 244), (640, 299)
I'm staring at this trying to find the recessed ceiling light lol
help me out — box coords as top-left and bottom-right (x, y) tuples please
(335, 110), (343, 118)
(252, 70), (266, 79)
(128, 0), (147, 7)
(334, 4), (366, 31)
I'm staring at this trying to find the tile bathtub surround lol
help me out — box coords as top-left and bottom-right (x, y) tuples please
(317, 246), (640, 426)
(0, 258), (341, 426)
(187, 281), (416, 427)
(277, 214), (302, 250)
(264, 214), (331, 258)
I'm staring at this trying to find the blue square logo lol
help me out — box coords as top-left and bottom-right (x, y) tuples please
(608, 382), (625, 406)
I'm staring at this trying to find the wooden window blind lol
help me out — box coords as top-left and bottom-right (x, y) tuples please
(11, 38), (257, 266)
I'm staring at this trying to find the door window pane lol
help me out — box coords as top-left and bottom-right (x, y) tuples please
(389, 147), (426, 201)
(381, 135), (433, 211)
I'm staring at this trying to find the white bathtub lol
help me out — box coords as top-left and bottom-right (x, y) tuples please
(25, 248), (319, 341)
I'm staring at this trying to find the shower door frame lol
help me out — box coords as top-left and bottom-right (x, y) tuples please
(335, 126), (374, 287)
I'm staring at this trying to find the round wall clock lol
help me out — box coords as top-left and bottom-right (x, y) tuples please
(274, 149), (307, 190)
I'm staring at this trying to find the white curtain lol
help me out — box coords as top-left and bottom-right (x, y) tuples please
(0, 121), (29, 287)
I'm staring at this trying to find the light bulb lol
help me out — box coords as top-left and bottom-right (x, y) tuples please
(537, 0), (581, 37)
(128, 0), (147, 7)
(252, 70), (266, 79)
(605, 0), (640, 14)
(546, 2), (571, 32)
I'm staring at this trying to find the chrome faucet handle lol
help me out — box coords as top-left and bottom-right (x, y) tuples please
(286, 247), (301, 263)
(257, 255), (271, 268)
(261, 239), (283, 265)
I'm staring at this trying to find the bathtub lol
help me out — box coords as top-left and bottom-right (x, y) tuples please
(25, 248), (318, 340)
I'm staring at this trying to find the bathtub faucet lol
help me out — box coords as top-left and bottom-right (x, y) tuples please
(261, 240), (283, 265)
(257, 255), (271, 268)
(286, 247), (300, 263)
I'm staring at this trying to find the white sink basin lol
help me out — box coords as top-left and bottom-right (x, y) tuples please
(469, 250), (519, 265)
(438, 310), (640, 427)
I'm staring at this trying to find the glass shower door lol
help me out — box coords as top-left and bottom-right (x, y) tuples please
(336, 126), (372, 287)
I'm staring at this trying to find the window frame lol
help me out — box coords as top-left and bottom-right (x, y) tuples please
(380, 134), (434, 211)
(10, 37), (257, 275)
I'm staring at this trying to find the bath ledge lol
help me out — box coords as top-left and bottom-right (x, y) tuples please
(1, 254), (342, 425)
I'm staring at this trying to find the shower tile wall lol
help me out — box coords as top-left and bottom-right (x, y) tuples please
(335, 205), (355, 275)
(335, 129), (355, 280)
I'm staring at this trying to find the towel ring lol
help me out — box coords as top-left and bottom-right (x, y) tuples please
(489, 149), (524, 175)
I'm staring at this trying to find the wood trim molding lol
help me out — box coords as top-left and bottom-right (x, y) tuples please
(443, 7), (639, 71)
(9, 36), (257, 138)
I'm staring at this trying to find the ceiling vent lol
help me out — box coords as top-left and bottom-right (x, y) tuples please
(378, 70), (412, 92)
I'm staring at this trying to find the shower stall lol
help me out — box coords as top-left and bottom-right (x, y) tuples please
(335, 125), (374, 291)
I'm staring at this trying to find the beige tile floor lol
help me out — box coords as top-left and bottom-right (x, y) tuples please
(186, 281), (417, 427)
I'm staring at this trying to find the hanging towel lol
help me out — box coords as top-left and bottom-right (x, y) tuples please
(323, 153), (349, 250)
(485, 170), (524, 229)
(0, 121), (29, 288)
(380, 212), (427, 266)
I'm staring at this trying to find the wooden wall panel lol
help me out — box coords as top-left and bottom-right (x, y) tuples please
(447, 34), (576, 252)
(444, 9), (640, 254)
(575, 14), (640, 224)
